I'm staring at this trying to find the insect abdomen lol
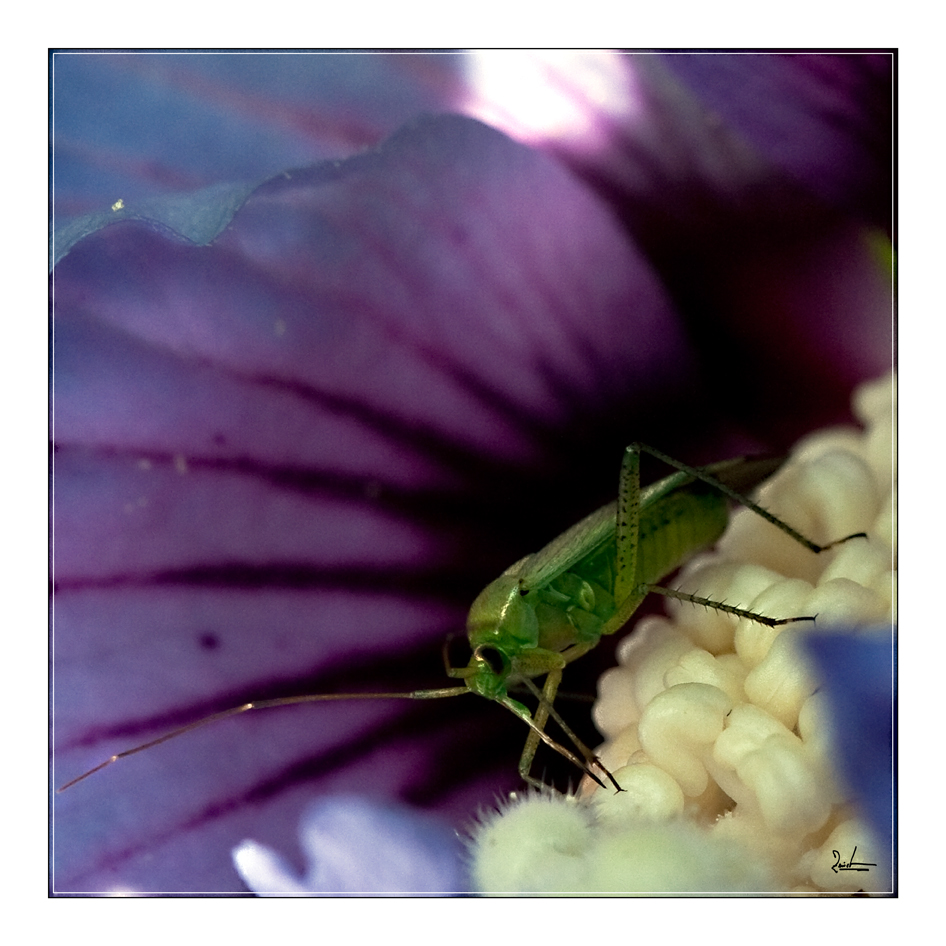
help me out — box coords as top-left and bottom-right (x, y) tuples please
(634, 484), (729, 587)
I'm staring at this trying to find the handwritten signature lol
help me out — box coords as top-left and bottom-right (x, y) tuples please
(831, 846), (877, 873)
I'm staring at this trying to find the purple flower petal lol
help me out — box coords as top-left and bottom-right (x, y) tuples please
(54, 54), (894, 431)
(461, 52), (890, 230)
(52, 179), (260, 269)
(461, 53), (893, 436)
(234, 796), (466, 895)
(54, 52), (892, 231)
(53, 114), (701, 893)
(53, 52), (467, 217)
(657, 53), (892, 226)
(52, 60), (893, 895)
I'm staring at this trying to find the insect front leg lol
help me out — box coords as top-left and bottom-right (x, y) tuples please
(507, 647), (577, 789)
(518, 671), (623, 792)
(511, 645), (621, 792)
(516, 667), (565, 791)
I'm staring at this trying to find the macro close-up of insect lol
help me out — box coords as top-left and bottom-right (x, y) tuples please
(58, 443), (861, 798)
(51, 51), (894, 897)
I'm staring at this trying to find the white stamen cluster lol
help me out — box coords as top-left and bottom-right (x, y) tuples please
(472, 373), (894, 894)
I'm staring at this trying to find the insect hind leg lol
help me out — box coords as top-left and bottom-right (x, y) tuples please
(642, 583), (815, 628)
(626, 443), (867, 553)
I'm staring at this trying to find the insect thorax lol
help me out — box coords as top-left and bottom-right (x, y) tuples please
(466, 574), (539, 651)
(532, 561), (615, 652)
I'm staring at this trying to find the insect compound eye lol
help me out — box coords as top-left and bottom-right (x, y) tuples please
(474, 644), (508, 677)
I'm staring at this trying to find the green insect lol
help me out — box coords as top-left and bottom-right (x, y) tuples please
(58, 443), (861, 793)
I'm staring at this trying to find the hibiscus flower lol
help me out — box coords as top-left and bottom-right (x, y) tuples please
(51, 51), (892, 894)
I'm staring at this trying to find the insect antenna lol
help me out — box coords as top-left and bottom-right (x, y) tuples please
(57, 685), (471, 792)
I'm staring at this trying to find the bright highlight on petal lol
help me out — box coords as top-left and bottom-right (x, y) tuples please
(234, 797), (467, 895)
(461, 51), (642, 154)
(232, 840), (311, 896)
(471, 373), (895, 894)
